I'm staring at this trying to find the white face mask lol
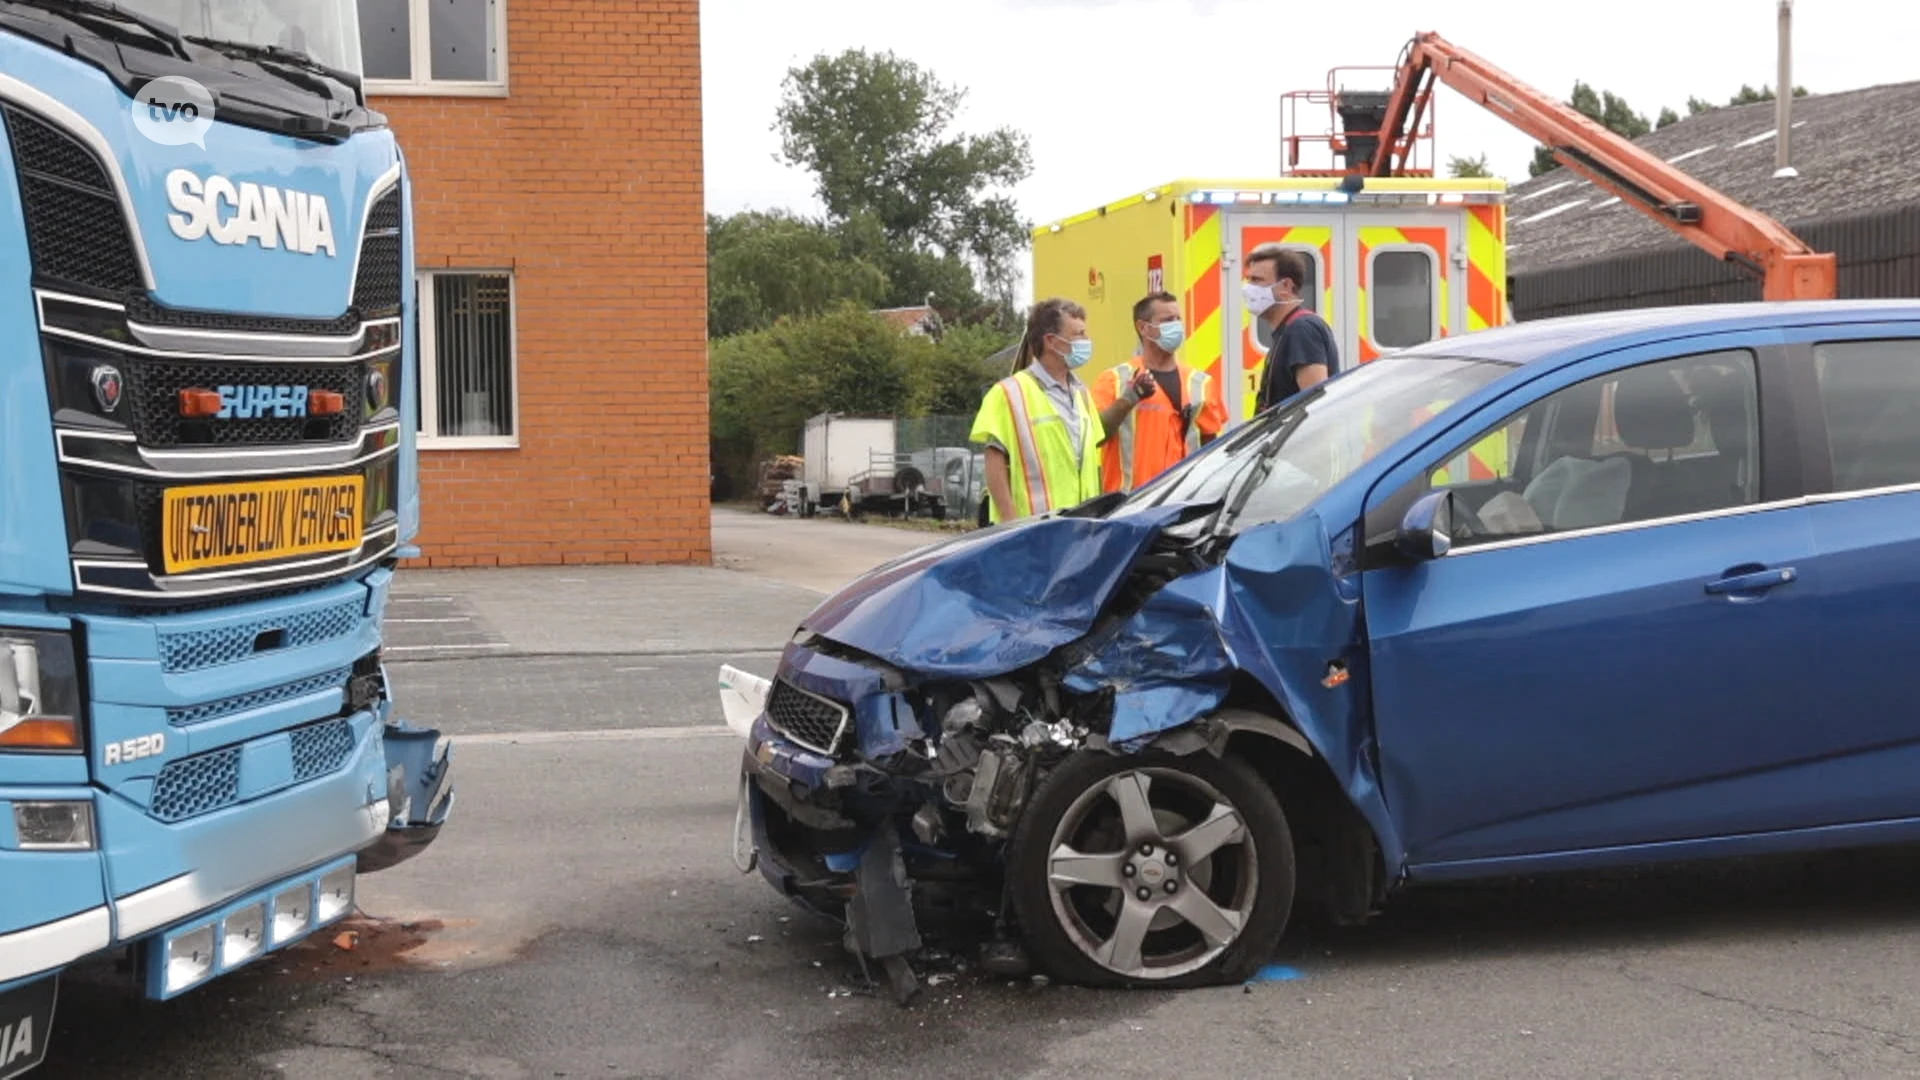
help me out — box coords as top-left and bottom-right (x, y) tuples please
(1243, 281), (1278, 317)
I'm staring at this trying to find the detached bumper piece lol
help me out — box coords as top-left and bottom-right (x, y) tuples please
(357, 722), (454, 874)
(141, 854), (358, 1001)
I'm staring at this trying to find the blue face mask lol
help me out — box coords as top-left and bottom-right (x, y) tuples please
(1154, 320), (1186, 353)
(1064, 338), (1095, 368)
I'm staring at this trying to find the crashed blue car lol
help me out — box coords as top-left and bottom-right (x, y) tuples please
(724, 300), (1920, 992)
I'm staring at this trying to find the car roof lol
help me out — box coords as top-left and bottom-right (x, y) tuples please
(1396, 300), (1920, 366)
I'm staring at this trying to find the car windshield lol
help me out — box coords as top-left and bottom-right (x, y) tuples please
(1113, 354), (1514, 531)
(115, 0), (362, 75)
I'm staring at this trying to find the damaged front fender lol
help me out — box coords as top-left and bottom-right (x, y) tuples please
(356, 722), (455, 874)
(1060, 511), (1404, 872)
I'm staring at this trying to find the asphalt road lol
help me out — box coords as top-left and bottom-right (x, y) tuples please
(34, 512), (1920, 1079)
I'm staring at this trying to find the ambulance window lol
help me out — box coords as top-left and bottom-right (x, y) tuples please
(1252, 249), (1320, 351)
(1372, 249), (1435, 349)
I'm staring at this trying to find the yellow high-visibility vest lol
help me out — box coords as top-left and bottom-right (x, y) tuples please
(969, 369), (1104, 523)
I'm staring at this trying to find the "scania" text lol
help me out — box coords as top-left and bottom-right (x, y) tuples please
(165, 169), (337, 256)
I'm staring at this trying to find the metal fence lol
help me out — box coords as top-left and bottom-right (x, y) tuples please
(1512, 203), (1920, 322)
(894, 414), (977, 453)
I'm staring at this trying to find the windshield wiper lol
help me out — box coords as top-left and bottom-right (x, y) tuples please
(7, 0), (190, 58)
(183, 35), (358, 100)
(1209, 397), (1316, 537)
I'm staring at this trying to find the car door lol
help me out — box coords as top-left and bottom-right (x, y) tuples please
(1775, 324), (1920, 822)
(1359, 331), (1831, 869)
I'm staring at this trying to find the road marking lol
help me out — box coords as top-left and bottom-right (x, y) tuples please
(386, 617), (474, 624)
(385, 642), (512, 653)
(460, 725), (736, 746)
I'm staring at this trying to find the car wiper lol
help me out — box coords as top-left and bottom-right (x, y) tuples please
(1209, 398), (1315, 537)
(183, 35), (358, 99)
(7, 0), (189, 58)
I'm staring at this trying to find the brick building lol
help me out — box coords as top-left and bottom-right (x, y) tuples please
(355, 0), (710, 567)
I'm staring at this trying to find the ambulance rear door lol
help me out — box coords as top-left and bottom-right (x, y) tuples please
(1348, 209), (1466, 365)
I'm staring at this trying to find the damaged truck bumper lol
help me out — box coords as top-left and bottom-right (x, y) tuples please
(356, 721), (456, 874)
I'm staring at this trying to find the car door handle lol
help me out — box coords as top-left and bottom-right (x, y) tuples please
(1705, 567), (1798, 596)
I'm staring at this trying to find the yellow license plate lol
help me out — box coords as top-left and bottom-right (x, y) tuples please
(162, 475), (365, 574)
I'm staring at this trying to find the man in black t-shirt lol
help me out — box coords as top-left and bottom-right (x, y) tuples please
(1245, 244), (1340, 413)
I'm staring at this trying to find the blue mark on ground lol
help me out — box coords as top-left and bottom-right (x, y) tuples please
(1247, 963), (1304, 984)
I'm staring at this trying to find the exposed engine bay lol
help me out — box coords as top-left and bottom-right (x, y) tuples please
(725, 503), (1391, 1001)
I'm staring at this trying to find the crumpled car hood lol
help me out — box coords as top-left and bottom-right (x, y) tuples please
(799, 504), (1196, 680)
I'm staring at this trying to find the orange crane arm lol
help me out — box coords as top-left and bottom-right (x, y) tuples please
(1371, 31), (1836, 301)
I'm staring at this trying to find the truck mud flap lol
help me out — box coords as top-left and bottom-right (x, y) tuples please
(0, 976), (55, 1080)
(357, 723), (454, 874)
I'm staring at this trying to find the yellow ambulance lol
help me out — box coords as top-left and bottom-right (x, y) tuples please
(1030, 177), (1511, 431)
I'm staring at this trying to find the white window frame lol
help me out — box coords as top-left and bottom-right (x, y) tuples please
(1367, 245), (1440, 350)
(417, 269), (520, 450)
(360, 0), (509, 97)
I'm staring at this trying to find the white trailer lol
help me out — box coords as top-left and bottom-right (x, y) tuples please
(800, 414), (895, 516)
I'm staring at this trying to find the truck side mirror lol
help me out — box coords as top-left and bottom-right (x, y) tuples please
(1396, 490), (1454, 561)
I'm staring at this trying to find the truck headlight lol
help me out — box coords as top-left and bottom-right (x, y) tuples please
(14, 800), (96, 850)
(0, 632), (81, 752)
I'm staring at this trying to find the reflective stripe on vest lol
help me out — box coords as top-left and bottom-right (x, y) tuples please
(998, 373), (1054, 516)
(1114, 363), (1138, 491)
(1184, 369), (1209, 455)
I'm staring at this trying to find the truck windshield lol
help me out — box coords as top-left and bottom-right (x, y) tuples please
(1113, 354), (1514, 531)
(114, 0), (362, 75)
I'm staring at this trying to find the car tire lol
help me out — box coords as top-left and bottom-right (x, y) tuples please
(1007, 749), (1294, 989)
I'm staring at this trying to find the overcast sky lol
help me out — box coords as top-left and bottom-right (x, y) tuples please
(700, 0), (1918, 301)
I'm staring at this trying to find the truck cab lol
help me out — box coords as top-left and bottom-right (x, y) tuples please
(0, 2), (450, 1073)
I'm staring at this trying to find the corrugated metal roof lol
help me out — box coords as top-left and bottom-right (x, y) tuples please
(1506, 80), (1920, 275)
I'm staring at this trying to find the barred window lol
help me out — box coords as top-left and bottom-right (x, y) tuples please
(417, 271), (517, 447)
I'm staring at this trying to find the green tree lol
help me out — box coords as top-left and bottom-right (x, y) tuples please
(1684, 84), (1810, 119)
(774, 49), (1034, 315)
(706, 211), (890, 339)
(832, 210), (985, 318)
(912, 323), (1015, 416)
(708, 307), (1015, 493)
(1530, 80), (1651, 177)
(1447, 153), (1492, 178)
(1657, 106), (1682, 129)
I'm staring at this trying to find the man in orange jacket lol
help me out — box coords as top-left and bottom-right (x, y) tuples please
(1091, 292), (1229, 493)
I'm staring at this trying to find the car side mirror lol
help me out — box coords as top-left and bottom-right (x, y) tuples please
(1396, 490), (1454, 561)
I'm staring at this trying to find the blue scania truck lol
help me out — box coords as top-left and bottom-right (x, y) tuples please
(0, 3), (452, 1074)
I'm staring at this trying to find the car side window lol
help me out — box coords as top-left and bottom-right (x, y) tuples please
(1812, 338), (1920, 493)
(1428, 349), (1761, 547)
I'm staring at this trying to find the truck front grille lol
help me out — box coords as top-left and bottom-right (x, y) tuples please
(290, 719), (356, 781)
(151, 747), (242, 822)
(126, 357), (366, 447)
(1, 105), (142, 293)
(157, 597), (365, 673)
(765, 680), (851, 757)
(167, 667), (354, 727)
(149, 719), (359, 823)
(124, 295), (364, 337)
(353, 188), (403, 314)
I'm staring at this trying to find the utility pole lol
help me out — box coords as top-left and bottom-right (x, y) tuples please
(1775, 0), (1797, 179)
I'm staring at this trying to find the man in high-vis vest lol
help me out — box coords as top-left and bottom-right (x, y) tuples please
(1090, 292), (1228, 493)
(970, 298), (1105, 524)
